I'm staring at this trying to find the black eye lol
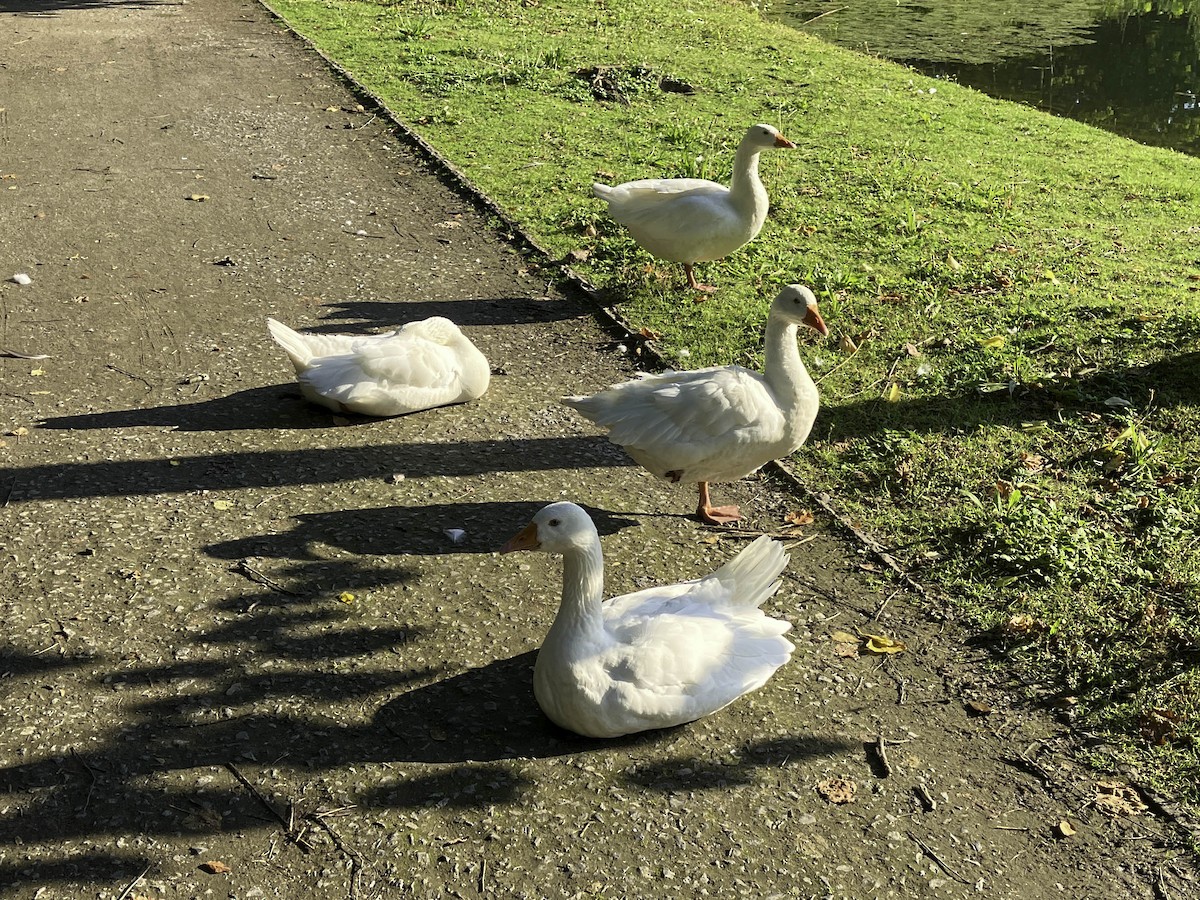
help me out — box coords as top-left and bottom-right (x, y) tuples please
(548, 518), (560, 527)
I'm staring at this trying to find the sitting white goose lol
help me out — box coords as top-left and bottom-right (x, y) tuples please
(564, 284), (827, 525)
(501, 501), (794, 738)
(592, 123), (795, 292)
(266, 316), (490, 417)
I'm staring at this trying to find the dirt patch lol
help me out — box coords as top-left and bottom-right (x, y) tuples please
(0, 0), (1195, 897)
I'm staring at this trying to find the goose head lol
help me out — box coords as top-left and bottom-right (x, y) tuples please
(770, 284), (829, 336)
(743, 123), (796, 151)
(501, 501), (596, 555)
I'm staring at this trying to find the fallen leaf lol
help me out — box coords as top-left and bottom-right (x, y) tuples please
(199, 860), (231, 874)
(30, 368), (45, 376)
(1005, 614), (1044, 636)
(816, 777), (856, 804)
(830, 630), (858, 644)
(1054, 819), (1076, 838)
(784, 509), (814, 527)
(1094, 781), (1148, 817)
(980, 335), (1006, 349)
(839, 334), (858, 354)
(964, 698), (993, 717)
(211, 499), (233, 511)
(833, 642), (860, 659)
(946, 252), (962, 271)
(638, 326), (662, 342)
(187, 194), (210, 202)
(861, 633), (906, 654)
(883, 382), (901, 402)
(338, 591), (356, 604)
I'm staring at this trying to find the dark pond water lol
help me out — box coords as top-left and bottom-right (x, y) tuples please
(769, 0), (1200, 157)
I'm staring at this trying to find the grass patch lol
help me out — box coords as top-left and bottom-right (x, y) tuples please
(267, 0), (1200, 809)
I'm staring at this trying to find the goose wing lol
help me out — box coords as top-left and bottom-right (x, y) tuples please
(566, 367), (786, 473)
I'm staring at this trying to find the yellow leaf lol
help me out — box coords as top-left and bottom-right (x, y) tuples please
(169, 459), (181, 467)
(187, 193), (210, 202)
(338, 591), (356, 604)
(830, 630), (858, 644)
(980, 335), (1006, 349)
(862, 632), (906, 654)
(884, 382), (901, 402)
(1055, 819), (1076, 838)
(30, 368), (45, 376)
(212, 499), (233, 510)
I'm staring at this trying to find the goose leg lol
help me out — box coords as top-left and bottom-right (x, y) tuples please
(684, 264), (718, 295)
(696, 482), (741, 525)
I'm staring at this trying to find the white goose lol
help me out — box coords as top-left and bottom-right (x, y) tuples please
(266, 317), (490, 417)
(565, 284), (827, 525)
(501, 501), (794, 738)
(593, 123), (795, 292)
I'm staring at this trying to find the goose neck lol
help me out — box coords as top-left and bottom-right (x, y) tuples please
(552, 538), (607, 637)
(728, 143), (767, 211)
(763, 318), (816, 407)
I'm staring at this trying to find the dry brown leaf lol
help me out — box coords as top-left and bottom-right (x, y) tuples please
(816, 777), (856, 804)
(833, 642), (860, 659)
(784, 509), (814, 527)
(1094, 781), (1148, 817)
(830, 630), (858, 644)
(1054, 819), (1077, 838)
(199, 860), (231, 874)
(187, 193), (210, 202)
(964, 698), (993, 717)
(839, 333), (858, 354)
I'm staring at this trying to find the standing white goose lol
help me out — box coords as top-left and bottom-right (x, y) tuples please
(592, 123), (796, 293)
(564, 284), (827, 525)
(266, 316), (490, 417)
(501, 501), (794, 738)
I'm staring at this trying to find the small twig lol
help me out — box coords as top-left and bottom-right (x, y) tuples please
(870, 733), (892, 777)
(1, 477), (15, 508)
(914, 784), (937, 812)
(71, 748), (98, 811)
(993, 825), (1030, 832)
(230, 560), (299, 596)
(225, 762), (312, 852)
(799, 5), (847, 27)
(869, 587), (902, 622)
(104, 363), (154, 391)
(907, 831), (971, 884)
(306, 812), (365, 900)
(114, 863), (152, 900)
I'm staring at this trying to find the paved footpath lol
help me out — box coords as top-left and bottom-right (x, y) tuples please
(0, 0), (1195, 897)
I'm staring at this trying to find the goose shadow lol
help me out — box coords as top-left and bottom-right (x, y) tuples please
(623, 735), (858, 791)
(203, 501), (642, 560)
(36, 385), (356, 433)
(369, 651), (674, 764)
(8, 435), (632, 502)
(316, 295), (584, 331)
(0, 0), (161, 11)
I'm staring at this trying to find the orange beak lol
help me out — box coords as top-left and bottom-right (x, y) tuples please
(804, 306), (829, 337)
(500, 521), (540, 554)
(774, 134), (796, 149)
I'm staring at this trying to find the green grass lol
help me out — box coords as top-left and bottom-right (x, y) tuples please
(266, 0), (1200, 809)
